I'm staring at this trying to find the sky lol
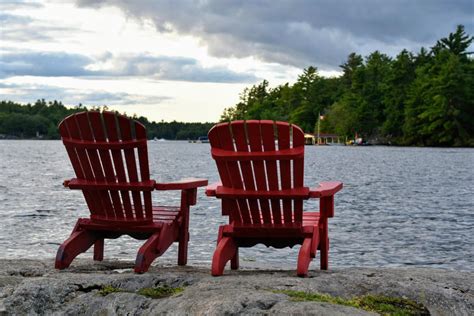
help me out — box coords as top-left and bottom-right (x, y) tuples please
(1, 0), (472, 122)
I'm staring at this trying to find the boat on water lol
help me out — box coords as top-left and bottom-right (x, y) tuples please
(189, 136), (209, 143)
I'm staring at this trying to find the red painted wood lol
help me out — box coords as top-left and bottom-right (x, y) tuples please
(61, 138), (147, 149)
(215, 186), (310, 199)
(211, 147), (304, 161)
(276, 122), (292, 224)
(56, 111), (207, 273)
(309, 181), (343, 198)
(117, 115), (144, 220)
(292, 125), (305, 223)
(207, 120), (342, 277)
(88, 111), (124, 219)
(65, 178), (155, 191)
(155, 178), (208, 190)
(103, 111), (134, 218)
(231, 121), (261, 224)
(208, 123), (242, 224)
(260, 120), (282, 224)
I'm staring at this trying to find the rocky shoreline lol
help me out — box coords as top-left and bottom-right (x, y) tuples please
(0, 259), (472, 315)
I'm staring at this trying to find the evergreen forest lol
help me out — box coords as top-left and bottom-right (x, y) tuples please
(221, 25), (474, 146)
(0, 25), (472, 146)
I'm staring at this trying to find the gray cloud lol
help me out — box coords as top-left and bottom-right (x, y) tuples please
(76, 0), (474, 70)
(0, 52), (93, 77)
(0, 0), (43, 11)
(0, 51), (258, 83)
(0, 82), (171, 106)
(0, 12), (84, 42)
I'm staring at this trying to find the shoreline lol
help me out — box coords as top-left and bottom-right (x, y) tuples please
(0, 259), (472, 315)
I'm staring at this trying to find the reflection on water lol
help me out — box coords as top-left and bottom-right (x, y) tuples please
(0, 140), (473, 270)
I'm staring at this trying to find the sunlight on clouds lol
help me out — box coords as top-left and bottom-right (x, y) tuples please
(2, 75), (247, 122)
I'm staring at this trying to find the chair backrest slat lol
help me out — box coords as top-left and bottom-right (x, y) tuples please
(277, 122), (292, 224)
(102, 112), (134, 218)
(59, 111), (152, 223)
(292, 125), (305, 223)
(208, 124), (240, 220)
(88, 112), (124, 219)
(231, 121), (260, 224)
(246, 121), (271, 223)
(135, 121), (153, 219)
(219, 123), (249, 224)
(208, 120), (307, 227)
(260, 121), (282, 224)
(117, 115), (143, 219)
(75, 112), (115, 219)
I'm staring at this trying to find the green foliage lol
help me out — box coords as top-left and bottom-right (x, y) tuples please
(98, 284), (184, 299)
(274, 290), (429, 316)
(221, 25), (474, 146)
(0, 100), (215, 140)
(137, 285), (184, 299)
(98, 285), (123, 296)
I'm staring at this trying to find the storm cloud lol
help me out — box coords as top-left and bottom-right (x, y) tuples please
(0, 81), (171, 106)
(0, 51), (257, 83)
(76, 0), (474, 70)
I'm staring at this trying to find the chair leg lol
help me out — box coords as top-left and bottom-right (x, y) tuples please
(297, 238), (312, 277)
(320, 237), (329, 270)
(177, 230), (189, 266)
(55, 229), (98, 269)
(93, 239), (104, 261)
(135, 224), (175, 273)
(230, 248), (239, 270)
(212, 237), (237, 276)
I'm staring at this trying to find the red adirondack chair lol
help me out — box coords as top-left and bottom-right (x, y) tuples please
(55, 111), (207, 273)
(206, 120), (342, 277)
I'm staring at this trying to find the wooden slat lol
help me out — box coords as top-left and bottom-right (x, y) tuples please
(103, 112), (133, 219)
(66, 178), (155, 191)
(219, 122), (251, 224)
(231, 121), (261, 224)
(247, 120), (272, 224)
(135, 121), (152, 219)
(277, 122), (292, 224)
(59, 119), (96, 213)
(260, 121), (281, 224)
(64, 114), (105, 217)
(215, 186), (309, 199)
(88, 112), (124, 219)
(75, 112), (115, 219)
(209, 124), (239, 219)
(211, 147), (304, 161)
(117, 115), (144, 219)
(208, 123), (244, 223)
(292, 125), (305, 223)
(62, 138), (147, 150)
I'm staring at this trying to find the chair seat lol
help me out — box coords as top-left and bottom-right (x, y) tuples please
(79, 206), (182, 232)
(225, 212), (321, 238)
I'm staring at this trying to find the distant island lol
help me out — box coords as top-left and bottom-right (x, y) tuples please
(1, 25), (472, 146)
(0, 100), (214, 141)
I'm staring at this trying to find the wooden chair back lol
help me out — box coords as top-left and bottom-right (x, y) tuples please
(208, 120), (307, 226)
(59, 111), (153, 225)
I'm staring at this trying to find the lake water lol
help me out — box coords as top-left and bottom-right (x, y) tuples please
(0, 140), (473, 271)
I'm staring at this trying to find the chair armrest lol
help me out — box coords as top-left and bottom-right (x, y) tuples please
(154, 178), (208, 190)
(309, 181), (343, 198)
(205, 182), (222, 196)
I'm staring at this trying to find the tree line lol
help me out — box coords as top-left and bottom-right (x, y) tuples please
(0, 100), (213, 140)
(221, 25), (474, 146)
